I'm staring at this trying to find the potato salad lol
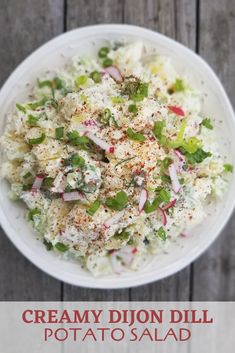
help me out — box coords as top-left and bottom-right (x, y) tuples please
(0, 42), (232, 276)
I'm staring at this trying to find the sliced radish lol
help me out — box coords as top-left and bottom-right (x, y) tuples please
(168, 163), (181, 193)
(104, 65), (123, 83)
(110, 252), (124, 274)
(180, 232), (189, 238)
(118, 251), (133, 266)
(62, 191), (84, 202)
(168, 105), (185, 117)
(104, 210), (125, 229)
(83, 119), (97, 127)
(174, 150), (185, 172)
(31, 175), (44, 191)
(163, 198), (177, 210)
(110, 246), (137, 272)
(85, 131), (115, 153)
(138, 188), (148, 213)
(51, 171), (65, 193)
(158, 207), (167, 226)
(120, 246), (138, 256)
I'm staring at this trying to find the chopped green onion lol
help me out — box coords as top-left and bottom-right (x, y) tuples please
(111, 115), (119, 128)
(90, 71), (102, 83)
(126, 128), (146, 142)
(55, 127), (64, 140)
(224, 163), (233, 173)
(55, 242), (69, 252)
(22, 184), (33, 191)
(169, 120), (202, 153)
(111, 96), (125, 104)
(27, 133), (46, 145)
(169, 78), (185, 93)
(42, 177), (54, 188)
(26, 115), (39, 127)
(114, 229), (130, 240)
(38, 77), (64, 91)
(23, 172), (33, 179)
(162, 157), (173, 169)
(87, 200), (101, 216)
(102, 58), (113, 68)
(67, 131), (91, 149)
(106, 191), (128, 211)
(115, 157), (135, 168)
(131, 83), (148, 102)
(75, 75), (88, 87)
(28, 208), (41, 221)
(98, 108), (112, 126)
(128, 104), (138, 115)
(182, 148), (212, 164)
(27, 98), (47, 110)
(37, 79), (52, 89)
(46, 98), (59, 110)
(53, 77), (64, 90)
(202, 118), (213, 130)
(98, 47), (110, 58)
(158, 188), (171, 203)
(157, 226), (167, 241)
(183, 137), (202, 154)
(43, 239), (53, 251)
(144, 197), (161, 214)
(169, 119), (187, 149)
(80, 94), (89, 105)
(16, 103), (27, 113)
(174, 78), (185, 92)
(153, 121), (166, 145)
(161, 174), (171, 184)
(70, 154), (85, 168)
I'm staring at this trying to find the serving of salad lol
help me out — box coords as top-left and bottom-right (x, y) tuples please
(0, 42), (232, 276)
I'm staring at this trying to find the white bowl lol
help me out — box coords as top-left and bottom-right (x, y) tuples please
(0, 24), (235, 289)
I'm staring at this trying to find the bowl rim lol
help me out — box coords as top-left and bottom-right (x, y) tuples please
(0, 23), (235, 289)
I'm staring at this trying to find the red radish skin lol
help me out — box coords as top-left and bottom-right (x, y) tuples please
(168, 105), (185, 117)
(83, 119), (97, 127)
(163, 199), (177, 210)
(62, 191), (84, 202)
(158, 207), (167, 226)
(104, 65), (123, 83)
(168, 163), (181, 193)
(31, 175), (44, 191)
(103, 210), (125, 229)
(138, 188), (148, 213)
(174, 150), (185, 172)
(85, 131), (115, 153)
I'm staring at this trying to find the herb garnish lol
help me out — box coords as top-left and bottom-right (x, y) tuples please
(106, 191), (128, 211)
(67, 131), (91, 150)
(157, 226), (167, 241)
(55, 242), (69, 252)
(27, 133), (46, 145)
(87, 200), (101, 216)
(224, 163), (233, 173)
(202, 118), (213, 130)
(126, 128), (146, 142)
(55, 127), (64, 140)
